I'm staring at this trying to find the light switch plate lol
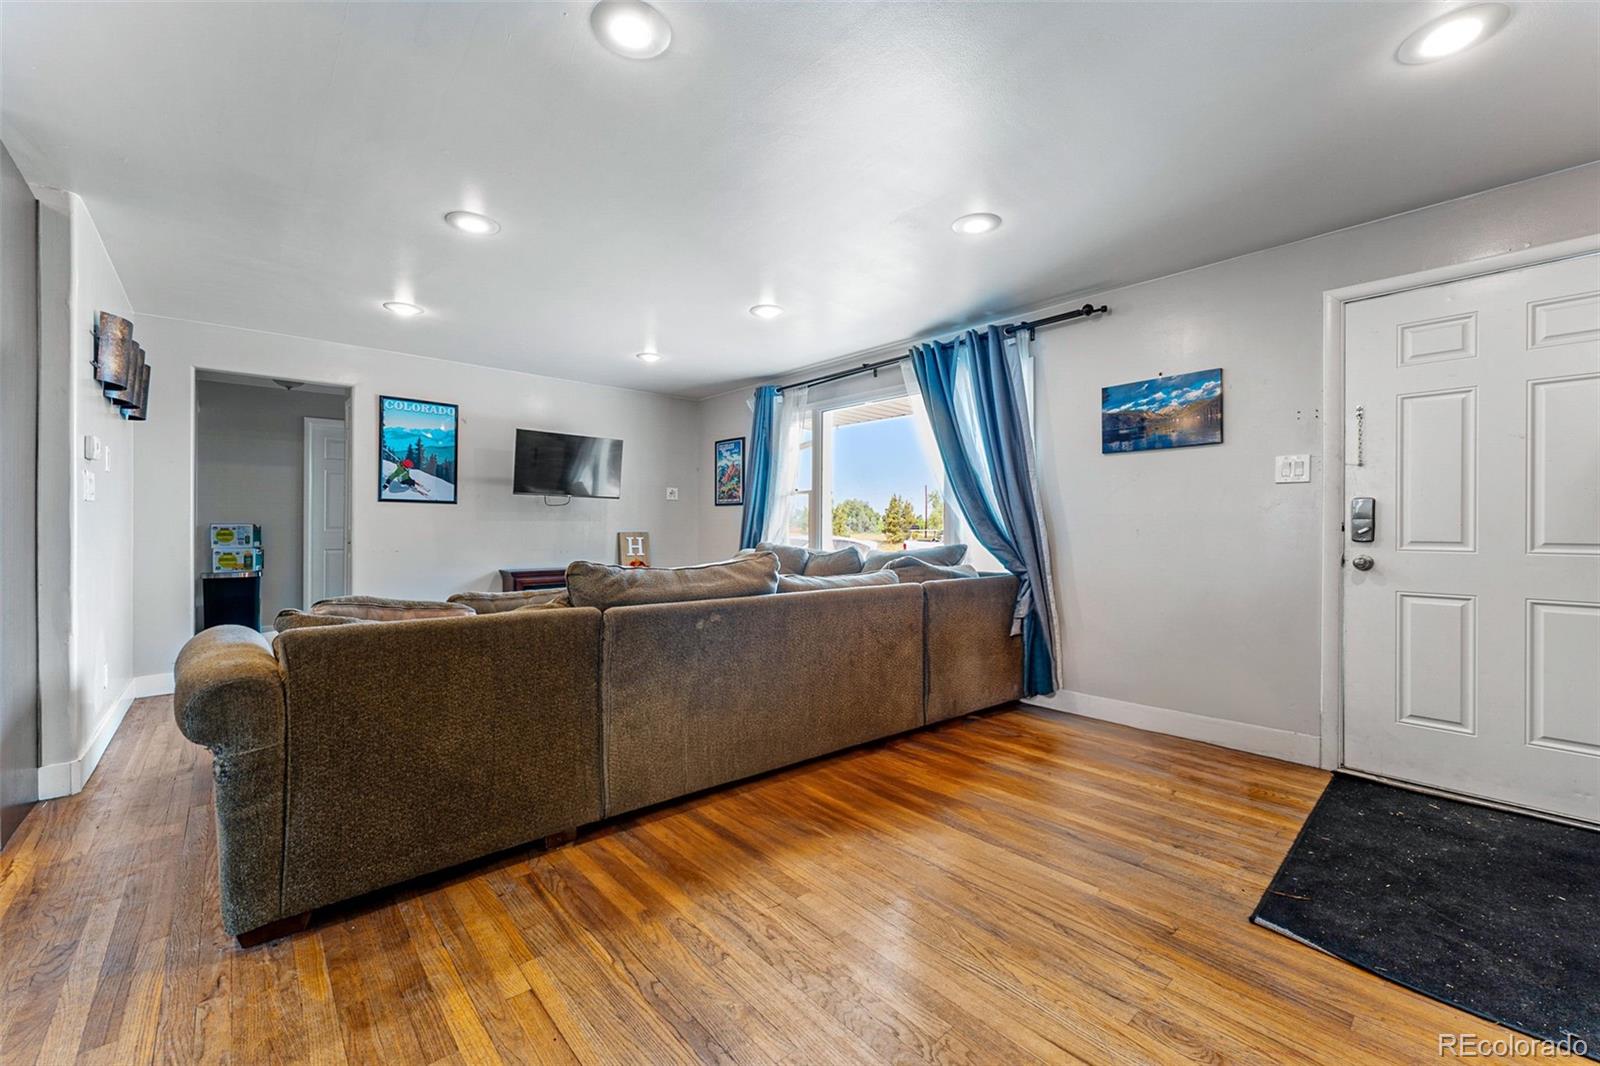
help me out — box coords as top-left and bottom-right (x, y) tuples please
(665, 486), (679, 501)
(1275, 454), (1311, 483)
(84, 434), (101, 461)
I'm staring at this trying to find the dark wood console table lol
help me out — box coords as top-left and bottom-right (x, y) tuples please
(499, 567), (568, 592)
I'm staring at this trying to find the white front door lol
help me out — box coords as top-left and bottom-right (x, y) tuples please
(303, 417), (350, 607)
(1342, 252), (1600, 824)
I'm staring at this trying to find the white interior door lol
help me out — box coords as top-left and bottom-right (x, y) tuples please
(303, 417), (350, 607)
(1342, 252), (1600, 824)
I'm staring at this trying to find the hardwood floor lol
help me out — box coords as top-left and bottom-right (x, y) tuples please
(0, 698), (1572, 1065)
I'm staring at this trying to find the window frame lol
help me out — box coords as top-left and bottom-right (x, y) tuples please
(800, 374), (965, 554)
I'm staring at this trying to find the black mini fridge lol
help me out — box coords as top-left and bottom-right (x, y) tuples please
(201, 572), (261, 631)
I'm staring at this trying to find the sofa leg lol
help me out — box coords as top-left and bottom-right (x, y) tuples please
(236, 911), (312, 948)
(542, 829), (577, 850)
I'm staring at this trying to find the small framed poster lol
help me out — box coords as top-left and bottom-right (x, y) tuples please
(714, 436), (745, 506)
(618, 531), (651, 568)
(379, 396), (459, 503)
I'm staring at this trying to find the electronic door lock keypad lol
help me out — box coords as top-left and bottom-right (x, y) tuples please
(1350, 497), (1375, 543)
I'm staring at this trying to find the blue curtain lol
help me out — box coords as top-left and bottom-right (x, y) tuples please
(910, 327), (1059, 696)
(739, 385), (779, 549)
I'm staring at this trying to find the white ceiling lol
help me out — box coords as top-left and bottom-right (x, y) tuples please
(5, 2), (1597, 398)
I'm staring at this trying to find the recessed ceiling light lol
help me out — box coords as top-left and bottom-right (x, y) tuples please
(952, 212), (1002, 235)
(749, 304), (784, 320)
(383, 301), (424, 317)
(1396, 4), (1509, 64)
(591, 0), (672, 60)
(444, 210), (500, 235)
(635, 351), (662, 363)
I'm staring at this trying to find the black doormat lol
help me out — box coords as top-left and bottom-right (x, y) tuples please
(1253, 774), (1598, 1058)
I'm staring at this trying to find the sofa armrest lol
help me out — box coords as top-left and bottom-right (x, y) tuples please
(924, 574), (1023, 724)
(174, 625), (285, 755)
(172, 625), (288, 936)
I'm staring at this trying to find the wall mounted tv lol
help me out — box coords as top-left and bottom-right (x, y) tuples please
(513, 429), (623, 498)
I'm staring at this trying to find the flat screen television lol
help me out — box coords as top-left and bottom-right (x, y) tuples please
(513, 429), (623, 498)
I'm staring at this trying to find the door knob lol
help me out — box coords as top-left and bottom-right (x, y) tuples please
(1351, 554), (1375, 572)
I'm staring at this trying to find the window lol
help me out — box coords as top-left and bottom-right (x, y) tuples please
(819, 396), (944, 553)
(775, 412), (813, 547)
(784, 372), (1003, 572)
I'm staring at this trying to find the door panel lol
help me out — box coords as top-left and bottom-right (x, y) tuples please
(1526, 600), (1600, 756)
(304, 418), (349, 607)
(1343, 252), (1600, 824)
(1528, 374), (1600, 554)
(1396, 593), (1476, 734)
(1397, 387), (1476, 551)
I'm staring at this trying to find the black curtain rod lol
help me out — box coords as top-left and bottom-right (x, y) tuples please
(775, 302), (1108, 394)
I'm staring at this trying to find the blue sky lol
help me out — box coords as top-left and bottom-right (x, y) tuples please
(832, 417), (942, 512)
(1102, 368), (1222, 414)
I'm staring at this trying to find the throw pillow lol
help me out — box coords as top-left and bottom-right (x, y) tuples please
(447, 588), (566, 614)
(565, 553), (779, 610)
(273, 609), (371, 633)
(801, 544), (866, 576)
(883, 558), (981, 583)
(745, 541), (811, 574)
(861, 543), (969, 572)
(308, 595), (475, 621)
(777, 570), (899, 593)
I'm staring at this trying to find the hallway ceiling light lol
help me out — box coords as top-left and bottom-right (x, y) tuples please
(636, 351), (662, 363)
(383, 301), (424, 317)
(444, 210), (500, 235)
(749, 304), (784, 320)
(1396, 4), (1509, 64)
(591, 0), (672, 60)
(952, 212), (1003, 235)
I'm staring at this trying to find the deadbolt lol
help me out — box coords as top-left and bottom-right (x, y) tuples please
(1351, 554), (1375, 572)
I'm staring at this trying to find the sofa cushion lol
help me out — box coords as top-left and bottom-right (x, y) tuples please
(739, 542), (810, 574)
(309, 595), (475, 621)
(801, 544), (866, 576)
(566, 553), (779, 610)
(777, 570), (899, 593)
(273, 608), (372, 633)
(862, 543), (970, 572)
(883, 558), (981, 583)
(447, 588), (566, 614)
(514, 593), (572, 610)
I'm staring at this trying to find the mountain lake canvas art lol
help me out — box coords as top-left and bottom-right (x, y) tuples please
(1101, 368), (1223, 453)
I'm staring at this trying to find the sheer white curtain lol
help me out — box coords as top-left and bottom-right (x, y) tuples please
(759, 383), (809, 544)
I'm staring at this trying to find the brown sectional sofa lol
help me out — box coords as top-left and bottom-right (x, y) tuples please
(174, 572), (1022, 941)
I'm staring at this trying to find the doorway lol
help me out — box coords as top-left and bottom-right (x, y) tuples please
(1, 141), (40, 847)
(193, 371), (351, 632)
(1336, 249), (1599, 824)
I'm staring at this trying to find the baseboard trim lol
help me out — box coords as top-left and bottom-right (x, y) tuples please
(1024, 689), (1321, 766)
(37, 672), (175, 800)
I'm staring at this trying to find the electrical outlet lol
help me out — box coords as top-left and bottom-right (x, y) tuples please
(1274, 454), (1311, 484)
(665, 486), (679, 501)
(82, 470), (96, 502)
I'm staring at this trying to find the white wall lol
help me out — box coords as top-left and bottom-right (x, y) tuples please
(194, 379), (348, 624)
(697, 163), (1600, 764)
(34, 191), (140, 795)
(1027, 163), (1600, 762)
(131, 317), (703, 678)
